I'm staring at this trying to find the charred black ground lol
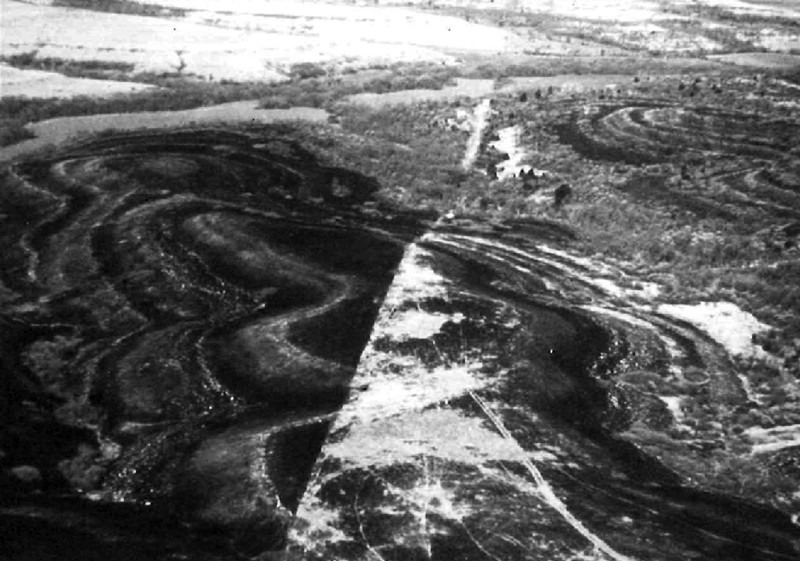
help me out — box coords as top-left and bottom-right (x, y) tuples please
(0, 128), (426, 557)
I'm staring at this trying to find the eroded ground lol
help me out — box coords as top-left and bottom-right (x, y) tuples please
(2, 1), (800, 560)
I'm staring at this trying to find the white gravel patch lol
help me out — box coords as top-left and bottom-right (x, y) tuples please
(745, 424), (800, 454)
(657, 301), (770, 358)
(491, 125), (528, 181)
(337, 240), (485, 423)
(658, 396), (693, 432)
(592, 278), (626, 298)
(381, 242), (450, 310)
(380, 310), (464, 341)
(461, 98), (494, 171)
(340, 360), (486, 424)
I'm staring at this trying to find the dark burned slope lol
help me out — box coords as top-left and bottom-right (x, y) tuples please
(2, 122), (800, 561)
(0, 128), (427, 558)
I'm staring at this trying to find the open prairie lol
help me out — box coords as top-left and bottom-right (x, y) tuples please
(1, 1), (800, 560)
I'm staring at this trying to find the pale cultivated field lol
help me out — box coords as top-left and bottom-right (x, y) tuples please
(1, 0), (797, 159)
(699, 0), (800, 18)
(753, 30), (800, 52)
(3, 0), (798, 101)
(346, 74), (640, 107)
(710, 52), (800, 67)
(398, 0), (800, 20)
(1, 0), (524, 85)
(346, 78), (495, 107)
(400, 0), (800, 53)
(396, 0), (666, 22)
(0, 64), (154, 98)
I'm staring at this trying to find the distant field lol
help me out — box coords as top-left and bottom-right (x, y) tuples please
(0, 64), (154, 99)
(1, 0), (520, 83)
(710, 52), (800, 67)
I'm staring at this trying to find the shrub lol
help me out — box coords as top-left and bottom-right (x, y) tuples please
(289, 63), (327, 80)
(0, 119), (35, 146)
(52, 0), (186, 17)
